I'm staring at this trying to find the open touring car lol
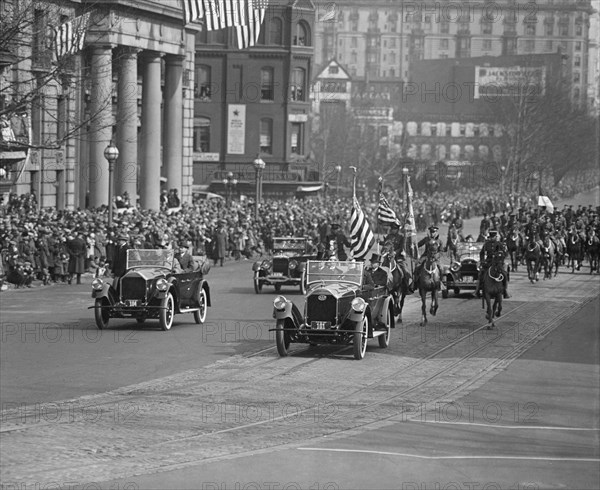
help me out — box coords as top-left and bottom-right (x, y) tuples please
(442, 241), (483, 297)
(270, 260), (394, 360)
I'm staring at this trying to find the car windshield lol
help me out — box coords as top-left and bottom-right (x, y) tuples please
(126, 249), (175, 269)
(307, 260), (364, 286)
(457, 242), (483, 260)
(273, 238), (307, 253)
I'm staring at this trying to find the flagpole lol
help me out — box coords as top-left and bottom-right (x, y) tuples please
(377, 176), (383, 254)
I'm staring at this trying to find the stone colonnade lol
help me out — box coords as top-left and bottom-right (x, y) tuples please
(87, 44), (184, 211)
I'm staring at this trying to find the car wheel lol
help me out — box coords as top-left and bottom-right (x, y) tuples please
(378, 309), (391, 348)
(194, 288), (207, 324)
(94, 298), (110, 330)
(274, 283), (282, 292)
(254, 273), (262, 294)
(453, 287), (460, 296)
(442, 289), (449, 299)
(353, 316), (368, 360)
(159, 292), (175, 331)
(275, 319), (290, 357)
(299, 270), (307, 295)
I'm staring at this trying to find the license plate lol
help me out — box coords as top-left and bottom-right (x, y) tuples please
(311, 321), (331, 330)
(271, 272), (284, 277)
(126, 300), (139, 307)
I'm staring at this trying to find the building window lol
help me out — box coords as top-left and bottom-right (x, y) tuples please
(294, 21), (310, 46)
(575, 55), (581, 67)
(545, 23), (554, 36)
(260, 118), (273, 154)
(291, 123), (304, 154)
(574, 87), (580, 99)
(478, 145), (489, 160)
(574, 72), (580, 83)
(525, 40), (535, 52)
(193, 117), (210, 152)
(525, 23), (536, 36)
(195, 64), (211, 100)
(575, 22), (582, 36)
(559, 23), (569, 36)
(269, 17), (283, 45)
(440, 22), (449, 34)
(440, 38), (449, 49)
(389, 52), (396, 63)
(575, 41), (582, 51)
(483, 39), (492, 50)
(261, 67), (274, 101)
(291, 67), (306, 101)
(450, 145), (461, 159)
(351, 37), (357, 48)
(546, 40), (553, 51)
(351, 20), (358, 31)
(482, 21), (493, 35)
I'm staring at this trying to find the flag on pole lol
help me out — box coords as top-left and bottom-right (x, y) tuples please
(53, 12), (91, 59)
(235, 0), (267, 49)
(377, 195), (401, 227)
(183, 0), (246, 29)
(538, 194), (554, 213)
(182, 0), (205, 24)
(350, 197), (375, 261)
(405, 177), (417, 238)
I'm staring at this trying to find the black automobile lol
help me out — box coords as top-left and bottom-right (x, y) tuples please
(442, 241), (483, 297)
(252, 237), (317, 294)
(90, 249), (211, 330)
(270, 260), (394, 360)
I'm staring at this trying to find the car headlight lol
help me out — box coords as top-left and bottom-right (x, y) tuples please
(351, 297), (367, 313)
(92, 278), (104, 291)
(273, 295), (288, 310)
(156, 278), (169, 291)
(289, 260), (298, 270)
(450, 262), (460, 272)
(261, 260), (271, 269)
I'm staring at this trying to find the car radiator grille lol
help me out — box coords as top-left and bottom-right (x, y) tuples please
(120, 277), (147, 300)
(273, 257), (289, 274)
(307, 295), (337, 324)
(461, 264), (479, 274)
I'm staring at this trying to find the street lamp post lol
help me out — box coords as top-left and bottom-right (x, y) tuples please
(103, 140), (119, 228)
(253, 157), (265, 219)
(335, 165), (341, 196)
(222, 171), (238, 207)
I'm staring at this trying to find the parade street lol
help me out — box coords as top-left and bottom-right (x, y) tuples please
(1, 206), (599, 489)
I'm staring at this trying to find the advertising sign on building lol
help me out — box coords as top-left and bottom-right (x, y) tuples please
(474, 66), (546, 99)
(227, 104), (246, 155)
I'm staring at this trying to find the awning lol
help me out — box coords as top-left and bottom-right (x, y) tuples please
(296, 184), (324, 193)
(0, 151), (27, 161)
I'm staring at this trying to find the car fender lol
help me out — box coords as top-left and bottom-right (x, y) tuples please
(273, 301), (302, 328)
(156, 278), (178, 301)
(375, 296), (393, 325)
(252, 261), (262, 272)
(92, 282), (117, 303)
(348, 304), (370, 324)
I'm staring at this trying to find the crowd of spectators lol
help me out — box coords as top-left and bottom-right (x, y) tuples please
(1, 168), (597, 290)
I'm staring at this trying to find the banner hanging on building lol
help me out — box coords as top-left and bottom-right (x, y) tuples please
(474, 65), (546, 99)
(227, 104), (246, 155)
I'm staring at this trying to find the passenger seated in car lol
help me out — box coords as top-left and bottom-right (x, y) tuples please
(368, 253), (389, 288)
(174, 243), (194, 272)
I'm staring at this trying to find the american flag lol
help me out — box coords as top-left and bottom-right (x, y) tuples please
(405, 177), (417, 238)
(235, 0), (267, 49)
(377, 195), (401, 227)
(53, 12), (91, 59)
(350, 197), (375, 261)
(183, 0), (247, 29)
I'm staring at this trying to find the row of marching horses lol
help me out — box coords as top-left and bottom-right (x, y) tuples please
(504, 229), (600, 283)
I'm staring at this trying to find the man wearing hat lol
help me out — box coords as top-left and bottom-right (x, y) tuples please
(109, 233), (131, 281)
(326, 223), (351, 261)
(479, 213), (491, 241)
(476, 230), (509, 298)
(413, 226), (444, 288)
(367, 253), (390, 288)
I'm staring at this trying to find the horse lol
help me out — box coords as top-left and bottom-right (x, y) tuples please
(445, 225), (461, 263)
(415, 253), (441, 327)
(524, 235), (542, 283)
(481, 252), (505, 329)
(505, 228), (523, 272)
(380, 244), (411, 323)
(566, 230), (584, 272)
(540, 236), (557, 279)
(585, 233), (600, 274)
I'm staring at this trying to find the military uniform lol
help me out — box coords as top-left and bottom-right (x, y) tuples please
(414, 227), (444, 288)
(476, 232), (509, 298)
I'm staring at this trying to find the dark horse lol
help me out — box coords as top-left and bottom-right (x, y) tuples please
(585, 233), (600, 274)
(445, 225), (461, 263)
(524, 235), (542, 283)
(415, 253), (441, 327)
(481, 252), (505, 329)
(380, 244), (412, 324)
(505, 227), (523, 272)
(540, 236), (557, 279)
(566, 229), (585, 272)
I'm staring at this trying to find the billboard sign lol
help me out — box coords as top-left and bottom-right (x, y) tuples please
(474, 65), (546, 99)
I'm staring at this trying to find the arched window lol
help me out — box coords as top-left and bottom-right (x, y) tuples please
(269, 17), (283, 45)
(478, 145), (489, 160)
(291, 67), (306, 101)
(450, 144), (461, 159)
(407, 121), (418, 136)
(294, 21), (310, 46)
(195, 64), (211, 100)
(261, 67), (274, 100)
(193, 117), (211, 152)
(436, 144), (446, 160)
(421, 144), (431, 159)
(260, 118), (273, 154)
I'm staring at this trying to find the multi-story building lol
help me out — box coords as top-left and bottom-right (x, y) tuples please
(314, 0), (594, 105)
(1, 0), (198, 210)
(194, 1), (317, 198)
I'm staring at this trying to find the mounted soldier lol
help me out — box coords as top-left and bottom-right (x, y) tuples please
(413, 226), (443, 287)
(476, 230), (510, 299)
(450, 210), (464, 238)
(478, 213), (491, 241)
(380, 222), (413, 293)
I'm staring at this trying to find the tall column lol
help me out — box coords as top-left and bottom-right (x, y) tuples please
(88, 45), (113, 208)
(163, 55), (184, 198)
(140, 51), (162, 211)
(116, 47), (139, 200)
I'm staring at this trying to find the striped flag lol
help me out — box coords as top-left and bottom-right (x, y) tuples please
(378, 195), (401, 227)
(182, 0), (205, 24)
(350, 197), (375, 261)
(53, 12), (91, 59)
(184, 0), (246, 29)
(405, 177), (417, 238)
(235, 0), (267, 49)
